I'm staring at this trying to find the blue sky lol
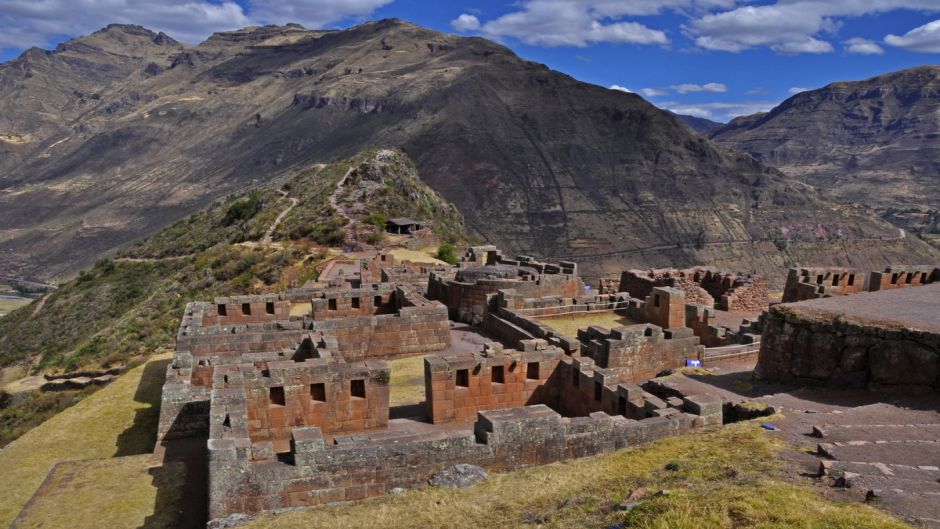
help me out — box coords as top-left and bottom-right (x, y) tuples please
(1, 1), (939, 122)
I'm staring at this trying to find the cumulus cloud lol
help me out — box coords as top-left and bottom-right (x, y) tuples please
(885, 19), (940, 53)
(685, 1), (940, 55)
(610, 84), (633, 92)
(451, 13), (481, 32)
(0, 0), (392, 49)
(844, 37), (884, 55)
(639, 87), (669, 97)
(788, 86), (810, 94)
(670, 82), (727, 94)
(658, 99), (780, 121)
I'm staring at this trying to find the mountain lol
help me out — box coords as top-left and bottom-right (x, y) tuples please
(671, 112), (722, 134)
(710, 65), (940, 242)
(1, 20), (937, 284)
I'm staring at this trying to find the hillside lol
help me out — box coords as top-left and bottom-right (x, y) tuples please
(672, 112), (721, 134)
(710, 65), (940, 242)
(0, 149), (463, 373)
(2, 20), (936, 284)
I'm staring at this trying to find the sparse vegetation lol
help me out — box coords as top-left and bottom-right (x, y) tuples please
(241, 418), (910, 529)
(0, 387), (98, 448)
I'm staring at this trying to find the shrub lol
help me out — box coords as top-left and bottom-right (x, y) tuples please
(363, 213), (387, 228)
(436, 242), (459, 265)
(223, 195), (261, 226)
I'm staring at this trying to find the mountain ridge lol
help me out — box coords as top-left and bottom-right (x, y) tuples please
(1, 19), (937, 283)
(710, 64), (940, 241)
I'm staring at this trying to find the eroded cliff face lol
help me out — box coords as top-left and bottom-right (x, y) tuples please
(711, 65), (940, 239)
(1, 20), (936, 283)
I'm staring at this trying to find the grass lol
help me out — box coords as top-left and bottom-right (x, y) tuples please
(387, 355), (426, 406)
(242, 418), (911, 529)
(11, 455), (185, 529)
(0, 296), (32, 316)
(537, 311), (638, 338)
(0, 387), (98, 447)
(389, 247), (449, 266)
(0, 353), (170, 528)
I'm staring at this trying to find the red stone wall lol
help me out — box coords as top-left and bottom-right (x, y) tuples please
(201, 297), (291, 326)
(782, 267), (865, 302)
(425, 342), (562, 424)
(644, 287), (686, 329)
(244, 360), (390, 443)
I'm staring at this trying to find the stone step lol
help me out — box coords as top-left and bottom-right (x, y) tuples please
(819, 440), (940, 467)
(812, 423), (940, 443)
(830, 460), (940, 481)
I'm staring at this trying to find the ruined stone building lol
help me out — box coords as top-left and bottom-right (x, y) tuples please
(158, 247), (738, 522)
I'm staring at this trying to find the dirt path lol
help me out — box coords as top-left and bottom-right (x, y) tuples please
(262, 190), (298, 245)
(28, 293), (49, 319)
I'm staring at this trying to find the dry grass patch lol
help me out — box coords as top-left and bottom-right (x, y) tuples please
(242, 418), (910, 529)
(0, 353), (170, 528)
(0, 296), (32, 316)
(389, 247), (449, 266)
(387, 355), (426, 406)
(537, 311), (637, 338)
(11, 455), (184, 529)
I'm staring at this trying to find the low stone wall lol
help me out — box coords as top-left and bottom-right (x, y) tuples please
(756, 302), (940, 391)
(578, 325), (704, 382)
(201, 295), (291, 326)
(207, 395), (722, 520)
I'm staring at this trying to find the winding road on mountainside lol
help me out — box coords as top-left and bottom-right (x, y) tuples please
(261, 190), (299, 245)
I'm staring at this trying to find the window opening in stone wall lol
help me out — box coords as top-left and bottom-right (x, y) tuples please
(328, 298), (337, 310)
(266, 302), (275, 315)
(270, 386), (285, 406)
(311, 383), (326, 402)
(491, 365), (505, 384)
(526, 362), (539, 380)
(653, 294), (660, 307)
(350, 379), (366, 398)
(847, 274), (855, 286)
(618, 396), (627, 415)
(351, 297), (360, 309)
(456, 369), (469, 387)
(594, 381), (602, 401)
(217, 304), (227, 316)
(242, 303), (251, 315)
(374, 295), (382, 306)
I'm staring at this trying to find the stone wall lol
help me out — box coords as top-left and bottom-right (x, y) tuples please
(868, 265), (939, 292)
(577, 324), (704, 382)
(308, 284), (397, 320)
(239, 357), (390, 443)
(206, 395), (722, 520)
(201, 295), (291, 326)
(310, 287), (451, 361)
(424, 341), (563, 424)
(782, 267), (865, 303)
(619, 267), (768, 312)
(755, 303), (940, 391)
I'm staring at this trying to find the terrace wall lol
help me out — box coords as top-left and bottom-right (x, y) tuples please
(782, 267), (865, 303)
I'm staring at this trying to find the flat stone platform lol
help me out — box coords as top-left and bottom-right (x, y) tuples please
(779, 283), (940, 332)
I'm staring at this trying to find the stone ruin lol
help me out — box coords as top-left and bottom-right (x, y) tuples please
(427, 245), (583, 325)
(756, 283), (940, 391)
(781, 265), (939, 303)
(157, 243), (938, 524)
(618, 267), (769, 312)
(157, 247), (731, 523)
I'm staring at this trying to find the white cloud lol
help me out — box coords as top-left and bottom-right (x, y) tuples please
(885, 19), (940, 53)
(844, 37), (884, 55)
(0, 0), (392, 49)
(670, 82), (727, 94)
(449, 1), (676, 48)
(788, 86), (810, 94)
(451, 13), (481, 32)
(610, 84), (633, 92)
(639, 87), (669, 97)
(658, 99), (780, 121)
(685, 1), (940, 55)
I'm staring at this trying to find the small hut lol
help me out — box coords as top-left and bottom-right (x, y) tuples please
(385, 217), (425, 234)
